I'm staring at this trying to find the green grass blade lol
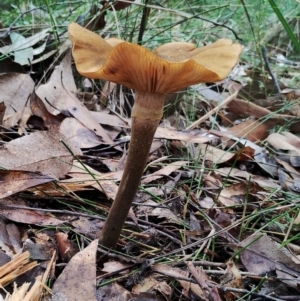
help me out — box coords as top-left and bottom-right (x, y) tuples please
(267, 0), (300, 53)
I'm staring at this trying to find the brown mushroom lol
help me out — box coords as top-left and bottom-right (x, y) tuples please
(68, 22), (242, 249)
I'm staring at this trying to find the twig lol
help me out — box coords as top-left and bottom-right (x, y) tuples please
(186, 91), (238, 130)
(261, 45), (281, 95)
(174, 260), (226, 268)
(186, 261), (210, 291)
(154, 268), (283, 300)
(118, 0), (242, 41)
(137, 0), (150, 45)
(183, 2), (242, 41)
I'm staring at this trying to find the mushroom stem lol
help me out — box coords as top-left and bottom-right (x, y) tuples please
(99, 92), (166, 249)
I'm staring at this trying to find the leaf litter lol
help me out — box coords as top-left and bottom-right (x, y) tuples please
(0, 4), (300, 301)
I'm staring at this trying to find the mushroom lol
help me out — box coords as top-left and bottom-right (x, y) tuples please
(68, 22), (242, 249)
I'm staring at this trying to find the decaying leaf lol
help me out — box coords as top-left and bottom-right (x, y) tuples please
(137, 199), (181, 223)
(217, 167), (279, 189)
(68, 161), (120, 200)
(36, 51), (114, 145)
(91, 110), (217, 144)
(55, 232), (79, 262)
(153, 263), (209, 300)
(60, 117), (103, 148)
(0, 170), (54, 199)
(0, 28), (50, 58)
(218, 180), (265, 207)
(30, 91), (65, 132)
(132, 275), (172, 296)
(102, 261), (131, 275)
(240, 233), (300, 289)
(0, 73), (34, 120)
(142, 160), (188, 184)
(52, 240), (98, 301)
(0, 131), (81, 179)
(0, 218), (22, 257)
(268, 132), (300, 167)
(0, 197), (64, 226)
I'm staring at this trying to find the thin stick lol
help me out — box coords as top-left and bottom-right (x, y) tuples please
(186, 261), (210, 291)
(261, 46), (281, 95)
(186, 91), (238, 130)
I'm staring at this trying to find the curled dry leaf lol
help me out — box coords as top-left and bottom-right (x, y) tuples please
(55, 232), (79, 262)
(68, 160), (120, 200)
(227, 119), (276, 142)
(268, 132), (300, 167)
(30, 91), (65, 132)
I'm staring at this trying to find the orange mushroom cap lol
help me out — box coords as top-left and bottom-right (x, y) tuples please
(68, 23), (242, 94)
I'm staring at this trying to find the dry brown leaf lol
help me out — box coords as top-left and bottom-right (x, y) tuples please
(153, 263), (208, 300)
(55, 232), (78, 262)
(52, 239), (98, 301)
(142, 161), (188, 184)
(59, 117), (103, 148)
(221, 259), (243, 289)
(71, 217), (103, 239)
(0, 28), (50, 56)
(227, 119), (276, 142)
(102, 261), (131, 275)
(0, 131), (81, 179)
(137, 199), (181, 223)
(90, 111), (131, 128)
(0, 197), (64, 226)
(155, 127), (215, 143)
(0, 219), (22, 257)
(217, 167), (279, 189)
(132, 275), (172, 296)
(68, 161), (120, 200)
(227, 98), (295, 122)
(240, 233), (300, 289)
(197, 144), (235, 164)
(218, 181), (265, 207)
(268, 132), (300, 167)
(0, 170), (54, 199)
(0, 73), (34, 120)
(91, 111), (216, 144)
(29, 181), (95, 197)
(36, 51), (114, 145)
(30, 91), (64, 132)
(96, 282), (132, 301)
